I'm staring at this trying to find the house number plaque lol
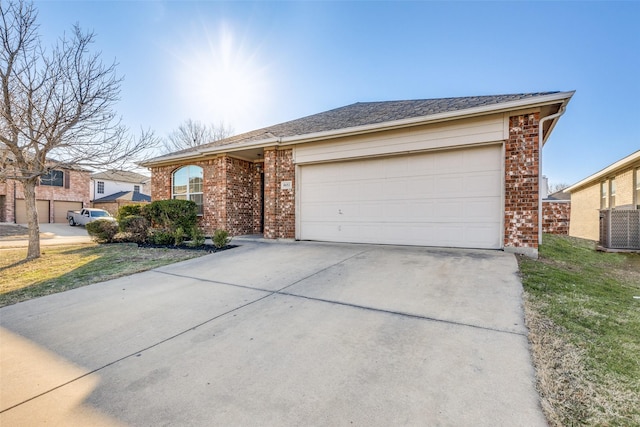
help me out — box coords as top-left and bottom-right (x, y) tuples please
(281, 181), (292, 190)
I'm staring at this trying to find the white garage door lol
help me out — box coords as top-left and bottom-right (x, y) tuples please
(299, 145), (503, 249)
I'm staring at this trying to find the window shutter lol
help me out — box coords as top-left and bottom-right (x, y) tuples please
(64, 171), (70, 189)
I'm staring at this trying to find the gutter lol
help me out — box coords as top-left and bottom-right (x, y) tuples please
(538, 105), (568, 245)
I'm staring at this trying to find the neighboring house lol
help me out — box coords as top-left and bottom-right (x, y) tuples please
(142, 91), (574, 257)
(0, 167), (90, 224)
(92, 191), (151, 215)
(90, 170), (150, 203)
(565, 149), (640, 241)
(542, 190), (571, 235)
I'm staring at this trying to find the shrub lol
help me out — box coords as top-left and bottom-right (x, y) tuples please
(212, 229), (231, 249)
(86, 219), (119, 243)
(188, 227), (206, 247)
(142, 200), (198, 235)
(118, 215), (149, 243)
(116, 204), (144, 228)
(173, 227), (185, 246)
(149, 229), (174, 245)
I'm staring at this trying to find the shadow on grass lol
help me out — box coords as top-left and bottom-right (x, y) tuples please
(0, 243), (226, 308)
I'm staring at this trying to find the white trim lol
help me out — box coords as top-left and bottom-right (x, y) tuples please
(565, 150), (640, 193)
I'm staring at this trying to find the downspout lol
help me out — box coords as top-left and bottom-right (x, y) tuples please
(538, 106), (567, 244)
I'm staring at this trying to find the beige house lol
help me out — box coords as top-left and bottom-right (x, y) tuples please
(565, 150), (640, 241)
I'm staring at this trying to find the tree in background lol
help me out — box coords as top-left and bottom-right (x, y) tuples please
(548, 182), (571, 194)
(163, 119), (234, 153)
(0, 0), (158, 260)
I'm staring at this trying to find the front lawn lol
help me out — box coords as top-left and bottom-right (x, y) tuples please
(519, 234), (640, 426)
(0, 243), (208, 307)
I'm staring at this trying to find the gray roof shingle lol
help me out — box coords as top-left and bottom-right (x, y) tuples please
(91, 170), (150, 183)
(156, 92), (560, 159)
(93, 191), (151, 203)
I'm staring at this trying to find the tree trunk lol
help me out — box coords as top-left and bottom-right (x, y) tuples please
(22, 178), (41, 260)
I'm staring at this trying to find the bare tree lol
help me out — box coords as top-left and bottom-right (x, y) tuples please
(163, 119), (233, 153)
(549, 182), (571, 194)
(0, 0), (158, 260)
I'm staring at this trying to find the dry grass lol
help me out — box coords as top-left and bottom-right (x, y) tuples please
(0, 243), (208, 307)
(519, 234), (640, 425)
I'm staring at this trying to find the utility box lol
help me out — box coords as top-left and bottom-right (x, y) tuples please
(599, 209), (640, 250)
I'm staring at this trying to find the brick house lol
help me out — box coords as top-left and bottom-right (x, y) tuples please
(142, 92), (574, 257)
(0, 167), (90, 224)
(565, 149), (640, 241)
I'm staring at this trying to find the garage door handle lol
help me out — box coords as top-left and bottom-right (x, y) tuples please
(338, 209), (343, 215)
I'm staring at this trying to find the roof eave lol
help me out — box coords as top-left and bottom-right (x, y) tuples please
(140, 137), (281, 167)
(141, 91), (575, 167)
(565, 149), (640, 193)
(280, 91), (575, 146)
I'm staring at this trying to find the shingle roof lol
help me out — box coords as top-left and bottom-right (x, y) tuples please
(177, 92), (560, 154)
(142, 91), (570, 166)
(93, 191), (151, 203)
(545, 190), (571, 201)
(91, 170), (150, 183)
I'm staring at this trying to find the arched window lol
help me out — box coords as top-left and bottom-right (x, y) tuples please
(172, 165), (203, 215)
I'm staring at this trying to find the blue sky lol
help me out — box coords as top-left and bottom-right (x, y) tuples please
(33, 1), (639, 186)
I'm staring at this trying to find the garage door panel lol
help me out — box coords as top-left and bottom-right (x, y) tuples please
(53, 201), (82, 223)
(299, 145), (503, 249)
(465, 172), (502, 196)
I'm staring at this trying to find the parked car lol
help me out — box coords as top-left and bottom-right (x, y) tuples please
(67, 208), (116, 226)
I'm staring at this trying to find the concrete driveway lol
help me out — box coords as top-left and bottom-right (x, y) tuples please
(0, 223), (92, 248)
(0, 241), (545, 426)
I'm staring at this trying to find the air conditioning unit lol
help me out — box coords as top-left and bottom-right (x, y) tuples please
(599, 209), (640, 250)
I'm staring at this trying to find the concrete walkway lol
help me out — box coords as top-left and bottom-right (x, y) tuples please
(0, 241), (546, 426)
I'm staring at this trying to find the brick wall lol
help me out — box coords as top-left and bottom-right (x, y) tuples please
(504, 113), (540, 253)
(614, 168), (634, 207)
(150, 157), (261, 237)
(0, 169), (89, 223)
(542, 201), (570, 235)
(224, 156), (260, 235)
(569, 183), (600, 240)
(264, 148), (295, 239)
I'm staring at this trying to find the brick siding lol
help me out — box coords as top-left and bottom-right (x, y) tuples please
(263, 148), (295, 239)
(504, 113), (540, 251)
(542, 201), (570, 235)
(0, 169), (89, 223)
(150, 156), (261, 237)
(148, 113), (548, 249)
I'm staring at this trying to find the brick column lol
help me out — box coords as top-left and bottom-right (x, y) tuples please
(504, 113), (540, 257)
(263, 148), (295, 239)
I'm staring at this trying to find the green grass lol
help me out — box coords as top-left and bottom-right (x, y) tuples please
(519, 234), (640, 425)
(0, 243), (207, 307)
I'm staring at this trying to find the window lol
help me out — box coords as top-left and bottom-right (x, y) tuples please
(610, 179), (616, 209)
(172, 165), (203, 214)
(134, 185), (140, 192)
(97, 181), (104, 194)
(600, 181), (608, 209)
(40, 170), (63, 187)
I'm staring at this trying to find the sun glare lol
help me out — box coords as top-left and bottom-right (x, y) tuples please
(172, 23), (272, 132)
